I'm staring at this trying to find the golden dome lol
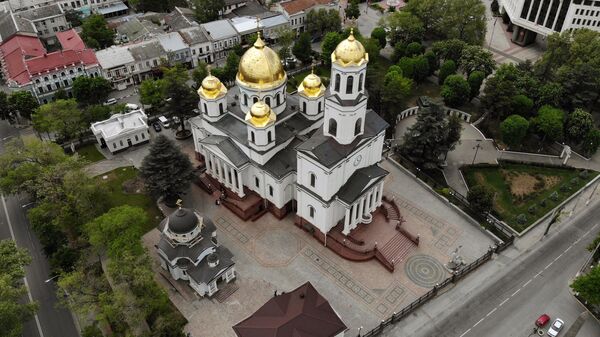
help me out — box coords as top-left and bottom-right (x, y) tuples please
(298, 68), (325, 98)
(237, 33), (287, 90)
(197, 71), (227, 99)
(245, 100), (276, 127)
(332, 29), (368, 67)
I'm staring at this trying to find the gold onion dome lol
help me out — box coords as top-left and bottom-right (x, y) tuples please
(198, 70), (227, 99)
(298, 68), (325, 97)
(332, 28), (368, 67)
(245, 100), (276, 127)
(237, 32), (286, 90)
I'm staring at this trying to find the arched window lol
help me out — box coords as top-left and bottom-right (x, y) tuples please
(265, 97), (271, 106)
(318, 101), (321, 113)
(358, 74), (363, 91)
(267, 131), (272, 142)
(253, 96), (258, 104)
(277, 93), (281, 105)
(203, 103), (207, 113)
(268, 185), (273, 196)
(354, 118), (362, 136)
(250, 131), (255, 143)
(219, 103), (224, 114)
(346, 75), (354, 94)
(334, 74), (341, 92)
(302, 101), (307, 113)
(244, 94), (248, 106)
(328, 118), (337, 136)
(308, 205), (315, 218)
(310, 173), (316, 187)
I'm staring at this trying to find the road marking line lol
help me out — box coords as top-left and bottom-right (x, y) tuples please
(523, 279), (532, 287)
(499, 298), (509, 306)
(486, 308), (497, 317)
(565, 246), (572, 252)
(473, 318), (485, 327)
(1, 194), (45, 337)
(545, 262), (553, 270)
(511, 289), (520, 297)
(459, 328), (471, 337)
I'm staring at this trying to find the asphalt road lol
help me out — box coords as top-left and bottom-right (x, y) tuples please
(385, 201), (600, 337)
(0, 121), (79, 337)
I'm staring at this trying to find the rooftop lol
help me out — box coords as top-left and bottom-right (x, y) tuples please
(260, 14), (289, 28)
(96, 1), (128, 15)
(165, 7), (196, 31)
(90, 110), (148, 141)
(279, 0), (333, 15)
(26, 49), (98, 76)
(230, 16), (260, 35)
(178, 26), (210, 45)
(201, 19), (238, 40)
(0, 11), (36, 42)
(17, 3), (63, 21)
(0, 35), (45, 85)
(116, 17), (163, 42)
(157, 31), (187, 52)
(233, 281), (347, 337)
(128, 39), (166, 61)
(56, 29), (85, 51)
(95, 45), (135, 69)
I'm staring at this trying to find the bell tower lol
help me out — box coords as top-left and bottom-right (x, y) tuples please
(197, 68), (228, 123)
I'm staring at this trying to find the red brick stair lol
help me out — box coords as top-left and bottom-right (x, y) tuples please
(378, 233), (416, 267)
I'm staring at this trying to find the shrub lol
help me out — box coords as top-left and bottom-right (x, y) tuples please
(406, 42), (423, 56)
(579, 170), (589, 179)
(528, 205), (537, 214)
(539, 199), (547, 207)
(570, 177), (579, 186)
(550, 191), (559, 201)
(516, 214), (527, 224)
(438, 60), (456, 85)
(441, 75), (470, 108)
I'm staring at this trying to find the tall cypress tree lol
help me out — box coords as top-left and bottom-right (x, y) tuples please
(140, 135), (194, 207)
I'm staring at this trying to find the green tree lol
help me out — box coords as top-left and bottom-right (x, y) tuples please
(293, 32), (313, 64)
(413, 56), (430, 83)
(81, 14), (114, 49)
(566, 108), (594, 143)
(82, 325), (103, 337)
(191, 61), (208, 87)
(532, 105), (565, 142)
(571, 264), (600, 305)
(140, 78), (166, 107)
(64, 9), (82, 27)
(398, 57), (416, 80)
(439, 0), (487, 44)
(446, 115), (463, 157)
(381, 68), (413, 123)
(401, 102), (450, 168)
(438, 59), (456, 85)
(193, 0), (224, 23)
(500, 115), (529, 148)
(424, 50), (438, 75)
(72, 76), (112, 106)
(54, 88), (68, 100)
(391, 42), (407, 63)
(431, 38), (467, 64)
(32, 99), (84, 141)
(371, 27), (387, 48)
(140, 135), (194, 206)
(162, 65), (198, 132)
(8, 91), (39, 120)
(382, 11), (425, 45)
(307, 8), (341, 37)
(275, 26), (296, 62)
(84, 206), (146, 259)
(467, 185), (494, 213)
(459, 45), (496, 76)
(321, 32), (342, 65)
(346, 0), (360, 19)
(441, 75), (470, 108)
(511, 94), (534, 116)
(582, 129), (600, 156)
(467, 70), (485, 100)
(481, 64), (521, 119)
(405, 42), (423, 56)
(362, 38), (381, 62)
(0, 240), (38, 337)
(0, 92), (9, 120)
(405, 0), (444, 33)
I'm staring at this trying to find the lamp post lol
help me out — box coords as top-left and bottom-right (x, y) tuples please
(488, 16), (498, 49)
(472, 140), (482, 165)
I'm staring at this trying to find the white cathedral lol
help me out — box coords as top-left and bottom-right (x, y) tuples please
(189, 30), (389, 236)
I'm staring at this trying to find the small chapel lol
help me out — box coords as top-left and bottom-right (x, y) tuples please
(190, 29), (389, 238)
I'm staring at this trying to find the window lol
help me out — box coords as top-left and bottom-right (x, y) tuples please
(251, 131), (255, 143)
(334, 74), (341, 92)
(203, 103), (207, 113)
(302, 101), (307, 113)
(135, 135), (139, 141)
(354, 118), (362, 136)
(309, 206), (315, 218)
(119, 140), (123, 146)
(244, 94), (248, 106)
(346, 75), (354, 94)
(328, 118), (337, 136)
(253, 96), (258, 103)
(358, 74), (363, 90)
(318, 101), (322, 113)
(141, 132), (145, 139)
(277, 93), (281, 105)
(310, 173), (316, 187)
(265, 97), (271, 106)
(113, 143), (116, 149)
(219, 103), (224, 114)
(255, 177), (260, 187)
(268, 185), (273, 196)
(267, 131), (272, 142)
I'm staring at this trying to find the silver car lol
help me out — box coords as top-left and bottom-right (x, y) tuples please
(547, 318), (564, 336)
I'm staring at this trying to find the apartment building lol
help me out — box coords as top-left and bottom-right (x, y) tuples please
(17, 3), (68, 44)
(201, 19), (239, 62)
(178, 26), (212, 66)
(275, 0), (333, 34)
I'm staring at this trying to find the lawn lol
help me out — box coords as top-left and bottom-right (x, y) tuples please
(76, 143), (106, 163)
(97, 166), (163, 231)
(462, 163), (598, 232)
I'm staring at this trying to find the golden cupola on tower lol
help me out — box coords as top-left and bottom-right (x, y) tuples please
(332, 28), (369, 67)
(198, 70), (227, 99)
(236, 32), (287, 90)
(298, 68), (325, 97)
(245, 99), (276, 127)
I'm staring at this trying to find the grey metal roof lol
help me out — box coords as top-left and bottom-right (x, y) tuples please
(157, 216), (218, 261)
(296, 110), (388, 168)
(178, 26), (210, 45)
(260, 14), (288, 28)
(187, 246), (234, 284)
(201, 135), (249, 167)
(18, 3), (63, 21)
(201, 19), (238, 40)
(337, 165), (388, 204)
(0, 11), (36, 41)
(128, 39), (166, 61)
(262, 137), (302, 179)
(116, 18), (162, 42)
(157, 32), (187, 52)
(96, 1), (128, 15)
(166, 208), (198, 234)
(164, 8), (196, 31)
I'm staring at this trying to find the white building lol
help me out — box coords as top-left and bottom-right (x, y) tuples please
(157, 207), (236, 297)
(17, 3), (68, 44)
(201, 19), (239, 62)
(190, 30), (388, 236)
(499, 0), (600, 45)
(95, 44), (136, 90)
(260, 14), (289, 43)
(128, 39), (166, 83)
(157, 31), (191, 66)
(90, 109), (149, 153)
(179, 26), (212, 66)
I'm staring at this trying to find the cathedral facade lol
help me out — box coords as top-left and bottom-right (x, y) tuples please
(189, 30), (388, 236)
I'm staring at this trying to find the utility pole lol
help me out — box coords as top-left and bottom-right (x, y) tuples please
(543, 205), (564, 236)
(472, 141), (482, 165)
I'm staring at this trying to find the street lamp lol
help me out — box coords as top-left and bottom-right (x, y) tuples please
(488, 16), (499, 49)
(472, 140), (482, 165)
(44, 274), (59, 283)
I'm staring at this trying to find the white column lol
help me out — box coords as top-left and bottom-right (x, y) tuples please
(359, 197), (365, 217)
(223, 165), (230, 187)
(208, 154), (215, 176)
(343, 208), (351, 235)
(236, 170), (244, 197)
(368, 190), (374, 211)
(216, 159), (223, 182)
(378, 183), (384, 204)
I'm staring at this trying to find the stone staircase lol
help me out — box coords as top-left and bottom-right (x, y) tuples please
(383, 202), (401, 221)
(212, 282), (239, 303)
(378, 233), (416, 267)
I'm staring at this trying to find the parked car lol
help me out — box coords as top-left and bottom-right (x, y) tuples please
(103, 98), (118, 106)
(547, 318), (564, 337)
(125, 103), (139, 111)
(536, 314), (550, 327)
(153, 122), (162, 132)
(158, 116), (170, 129)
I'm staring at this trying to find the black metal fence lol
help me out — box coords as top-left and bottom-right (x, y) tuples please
(360, 238), (514, 337)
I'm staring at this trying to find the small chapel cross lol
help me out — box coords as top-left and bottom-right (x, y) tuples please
(176, 199), (183, 209)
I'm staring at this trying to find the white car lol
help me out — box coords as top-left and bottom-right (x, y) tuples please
(125, 103), (139, 110)
(547, 318), (564, 336)
(103, 98), (117, 106)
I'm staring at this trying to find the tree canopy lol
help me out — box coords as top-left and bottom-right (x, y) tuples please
(7, 91), (39, 120)
(459, 45), (496, 76)
(382, 11), (425, 45)
(306, 8), (341, 37)
(81, 14), (114, 49)
(566, 108), (594, 143)
(441, 74), (470, 108)
(193, 0), (224, 23)
(571, 264), (600, 305)
(500, 115), (530, 148)
(467, 185), (494, 213)
(32, 99), (84, 142)
(72, 76), (112, 106)
(162, 64), (198, 131)
(531, 105), (565, 142)
(293, 32), (313, 64)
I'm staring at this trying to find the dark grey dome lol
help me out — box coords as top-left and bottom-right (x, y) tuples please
(168, 208), (198, 234)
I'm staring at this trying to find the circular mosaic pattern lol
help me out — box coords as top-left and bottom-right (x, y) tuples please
(404, 254), (447, 288)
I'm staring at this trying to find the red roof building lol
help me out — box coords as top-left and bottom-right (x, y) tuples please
(279, 0), (331, 15)
(232, 282), (347, 337)
(56, 29), (86, 51)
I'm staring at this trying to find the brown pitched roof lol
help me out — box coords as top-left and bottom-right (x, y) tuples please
(232, 282), (347, 337)
(280, 0), (331, 15)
